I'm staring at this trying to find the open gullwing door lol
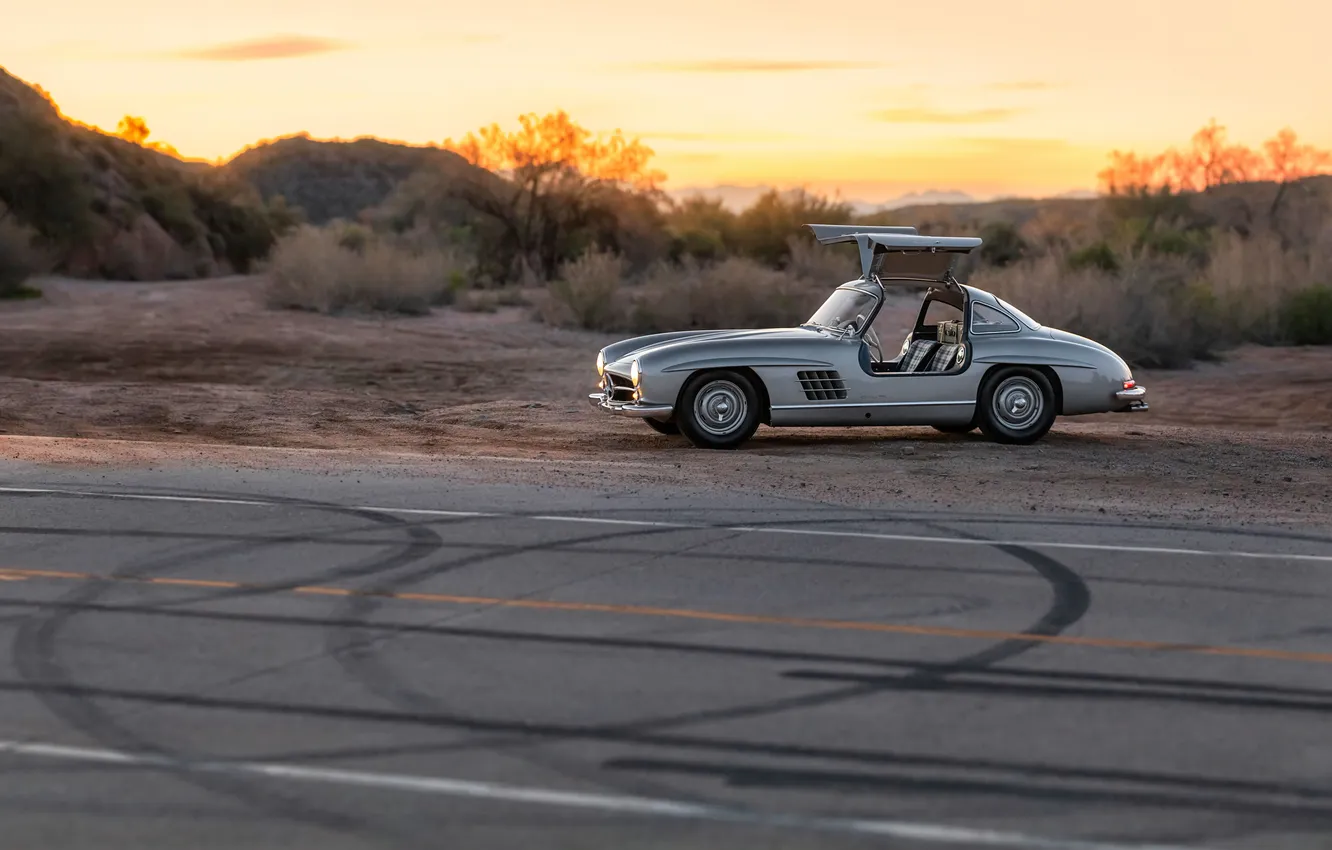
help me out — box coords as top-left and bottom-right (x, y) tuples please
(806, 224), (983, 284)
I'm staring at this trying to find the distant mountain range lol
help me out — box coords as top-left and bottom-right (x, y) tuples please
(667, 184), (1098, 214)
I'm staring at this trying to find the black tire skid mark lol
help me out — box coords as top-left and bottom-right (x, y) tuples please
(4, 484), (1329, 601)
(3, 598), (1332, 717)
(579, 543), (1090, 741)
(323, 523), (758, 806)
(319, 516), (1092, 810)
(7, 497), (448, 846)
(8, 480), (1331, 553)
(1, 678), (1330, 820)
(7, 490), (1310, 836)
(0, 520), (1322, 605)
(5, 492), (1326, 842)
(7, 599), (1332, 714)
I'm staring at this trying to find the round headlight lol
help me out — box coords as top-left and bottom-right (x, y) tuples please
(596, 350), (605, 377)
(630, 359), (641, 387)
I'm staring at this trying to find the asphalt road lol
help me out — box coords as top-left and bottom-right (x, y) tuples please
(1, 460), (1331, 850)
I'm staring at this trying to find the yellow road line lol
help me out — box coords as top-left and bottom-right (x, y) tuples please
(3, 567), (1331, 665)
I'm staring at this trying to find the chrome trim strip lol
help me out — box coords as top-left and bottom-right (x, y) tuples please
(587, 394), (673, 418)
(771, 400), (974, 411)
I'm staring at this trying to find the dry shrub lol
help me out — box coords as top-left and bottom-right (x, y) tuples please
(1200, 231), (1310, 343)
(266, 226), (470, 315)
(1281, 285), (1332, 344)
(973, 254), (1218, 368)
(0, 219), (43, 299)
(628, 257), (819, 333)
(537, 249), (627, 330)
(974, 227), (1332, 366)
(453, 287), (528, 313)
(784, 235), (861, 284)
(536, 251), (822, 332)
(1199, 229), (1332, 344)
(453, 290), (497, 313)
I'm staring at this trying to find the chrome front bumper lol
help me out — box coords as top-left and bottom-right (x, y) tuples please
(587, 393), (673, 419)
(1114, 386), (1148, 411)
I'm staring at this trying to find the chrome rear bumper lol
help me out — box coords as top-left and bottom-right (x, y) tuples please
(587, 393), (674, 419)
(1114, 386), (1148, 411)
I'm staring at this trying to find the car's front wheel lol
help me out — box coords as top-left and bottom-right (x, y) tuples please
(644, 417), (680, 435)
(978, 367), (1056, 444)
(677, 370), (761, 450)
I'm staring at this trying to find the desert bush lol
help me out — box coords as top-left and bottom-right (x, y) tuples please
(1197, 230), (1316, 345)
(333, 221), (372, 253)
(537, 249), (627, 330)
(536, 251), (822, 333)
(974, 254), (1219, 368)
(1067, 241), (1120, 273)
(975, 225), (1332, 365)
(1279, 285), (1332, 344)
(0, 116), (94, 243)
(453, 290), (500, 313)
(267, 226), (471, 315)
(784, 234), (861, 284)
(978, 221), (1028, 267)
(733, 189), (854, 268)
(627, 257), (818, 333)
(187, 180), (279, 273)
(0, 218), (43, 298)
(667, 195), (736, 263)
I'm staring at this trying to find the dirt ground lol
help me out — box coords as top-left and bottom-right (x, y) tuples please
(1, 275), (1329, 526)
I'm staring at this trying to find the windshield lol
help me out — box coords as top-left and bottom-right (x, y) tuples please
(995, 297), (1042, 330)
(806, 286), (880, 334)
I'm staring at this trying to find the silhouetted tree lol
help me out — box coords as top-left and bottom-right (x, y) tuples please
(443, 111), (664, 280)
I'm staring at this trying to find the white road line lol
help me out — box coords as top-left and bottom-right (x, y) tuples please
(2, 486), (1330, 563)
(0, 738), (1195, 850)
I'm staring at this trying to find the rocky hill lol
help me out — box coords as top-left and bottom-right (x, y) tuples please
(223, 134), (484, 226)
(0, 66), (283, 280)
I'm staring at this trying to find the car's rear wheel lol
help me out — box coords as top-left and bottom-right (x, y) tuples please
(644, 417), (680, 435)
(677, 370), (761, 450)
(978, 367), (1056, 445)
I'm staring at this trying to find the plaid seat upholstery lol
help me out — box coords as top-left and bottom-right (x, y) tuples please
(927, 343), (962, 372)
(901, 340), (940, 372)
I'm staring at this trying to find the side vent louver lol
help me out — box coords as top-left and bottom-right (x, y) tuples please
(797, 370), (848, 401)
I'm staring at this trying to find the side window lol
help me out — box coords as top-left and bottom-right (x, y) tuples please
(971, 303), (1020, 334)
(924, 300), (962, 325)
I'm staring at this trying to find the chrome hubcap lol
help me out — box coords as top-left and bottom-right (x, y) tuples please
(993, 376), (1043, 430)
(693, 381), (748, 436)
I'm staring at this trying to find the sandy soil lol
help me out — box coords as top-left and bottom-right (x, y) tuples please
(1, 276), (1329, 526)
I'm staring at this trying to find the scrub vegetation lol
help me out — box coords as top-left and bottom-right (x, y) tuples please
(3, 64), (1331, 366)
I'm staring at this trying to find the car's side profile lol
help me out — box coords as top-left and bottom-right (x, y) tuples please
(589, 224), (1148, 449)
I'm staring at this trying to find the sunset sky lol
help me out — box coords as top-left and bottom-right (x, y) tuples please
(4, 0), (1330, 203)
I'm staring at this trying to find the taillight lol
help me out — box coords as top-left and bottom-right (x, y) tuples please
(1123, 379), (1136, 389)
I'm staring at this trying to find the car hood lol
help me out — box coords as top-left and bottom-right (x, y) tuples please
(639, 327), (815, 351)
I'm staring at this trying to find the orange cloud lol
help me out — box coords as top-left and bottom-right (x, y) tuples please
(627, 60), (885, 73)
(871, 107), (1019, 124)
(173, 35), (352, 61)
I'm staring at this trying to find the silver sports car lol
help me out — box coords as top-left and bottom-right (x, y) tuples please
(589, 224), (1148, 449)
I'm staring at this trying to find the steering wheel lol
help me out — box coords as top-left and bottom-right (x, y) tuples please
(862, 321), (884, 363)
